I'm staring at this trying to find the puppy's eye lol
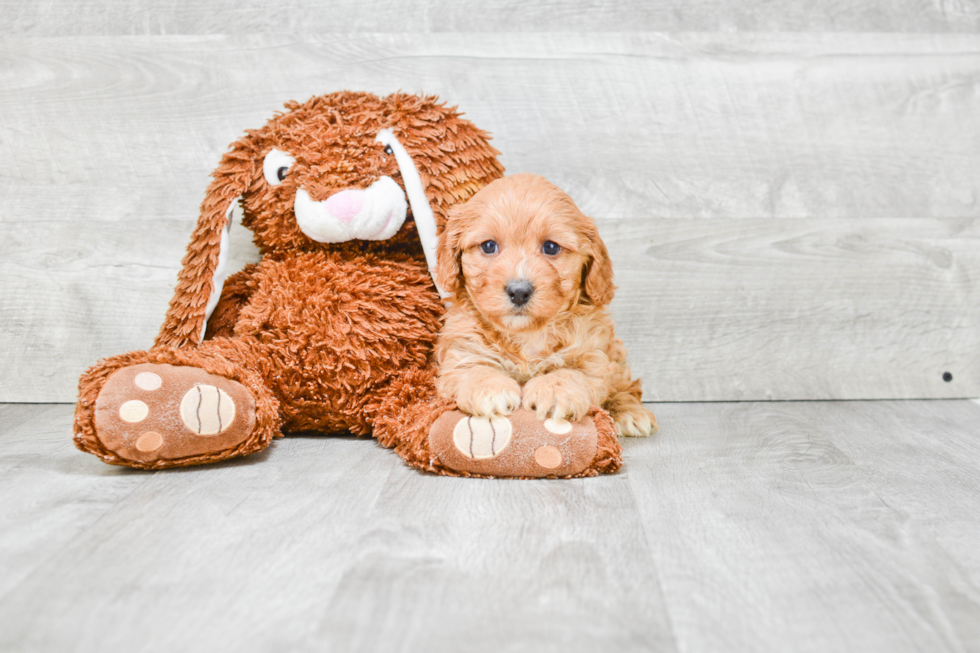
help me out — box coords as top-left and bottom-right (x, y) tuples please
(384, 145), (394, 156)
(263, 148), (296, 187)
(480, 240), (498, 254)
(542, 240), (561, 256)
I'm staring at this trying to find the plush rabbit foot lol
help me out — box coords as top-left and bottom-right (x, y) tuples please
(376, 383), (622, 479)
(75, 347), (281, 469)
(91, 363), (257, 466)
(428, 408), (620, 478)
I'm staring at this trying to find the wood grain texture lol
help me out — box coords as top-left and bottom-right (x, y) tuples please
(2, 33), (979, 401)
(4, 217), (976, 402)
(610, 218), (980, 400)
(0, 403), (675, 653)
(1, 0), (978, 35)
(4, 34), (979, 222)
(625, 399), (980, 653)
(0, 219), (260, 402)
(2, 400), (979, 652)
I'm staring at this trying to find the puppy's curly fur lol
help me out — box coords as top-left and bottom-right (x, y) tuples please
(435, 173), (657, 437)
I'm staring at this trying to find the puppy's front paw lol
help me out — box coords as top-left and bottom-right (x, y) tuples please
(522, 374), (592, 422)
(456, 374), (522, 417)
(614, 404), (658, 437)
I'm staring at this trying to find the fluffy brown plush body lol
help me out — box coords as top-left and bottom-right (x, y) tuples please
(75, 92), (502, 467)
(435, 173), (657, 437)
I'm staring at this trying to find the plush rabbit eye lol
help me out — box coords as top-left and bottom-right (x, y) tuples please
(542, 240), (561, 256)
(480, 240), (498, 254)
(383, 145), (394, 156)
(263, 148), (295, 187)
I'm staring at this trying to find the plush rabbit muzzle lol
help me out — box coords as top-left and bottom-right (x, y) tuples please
(294, 177), (407, 243)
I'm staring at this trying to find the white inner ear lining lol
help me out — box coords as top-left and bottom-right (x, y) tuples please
(376, 128), (448, 299)
(200, 198), (236, 342)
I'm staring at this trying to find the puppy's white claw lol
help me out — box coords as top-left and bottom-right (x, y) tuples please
(522, 374), (591, 423)
(615, 406), (658, 437)
(483, 389), (521, 417)
(458, 374), (522, 418)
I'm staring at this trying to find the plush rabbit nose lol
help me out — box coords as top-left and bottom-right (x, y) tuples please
(324, 190), (364, 224)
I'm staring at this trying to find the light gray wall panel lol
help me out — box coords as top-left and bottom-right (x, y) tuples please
(0, 219), (259, 402)
(2, 34), (979, 401)
(2, 216), (976, 402)
(1, 0), (978, 35)
(4, 34), (979, 223)
(607, 218), (980, 400)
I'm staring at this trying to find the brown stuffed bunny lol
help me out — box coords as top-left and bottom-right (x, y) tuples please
(73, 91), (622, 478)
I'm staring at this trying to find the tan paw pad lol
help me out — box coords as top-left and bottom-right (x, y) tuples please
(534, 445), (563, 469)
(180, 384), (235, 436)
(119, 400), (149, 423)
(543, 417), (572, 434)
(453, 415), (512, 460)
(134, 372), (162, 391)
(136, 431), (163, 452)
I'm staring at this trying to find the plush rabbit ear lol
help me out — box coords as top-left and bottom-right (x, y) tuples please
(155, 148), (255, 348)
(376, 128), (448, 298)
(380, 98), (505, 300)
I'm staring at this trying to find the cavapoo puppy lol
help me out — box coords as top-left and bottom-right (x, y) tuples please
(435, 173), (657, 437)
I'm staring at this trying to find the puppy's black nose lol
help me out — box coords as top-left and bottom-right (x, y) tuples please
(506, 280), (534, 307)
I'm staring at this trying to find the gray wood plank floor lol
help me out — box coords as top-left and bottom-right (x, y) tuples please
(1, 401), (979, 652)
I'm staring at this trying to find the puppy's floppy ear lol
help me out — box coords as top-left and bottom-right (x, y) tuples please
(581, 217), (616, 308)
(155, 137), (258, 348)
(436, 200), (474, 299)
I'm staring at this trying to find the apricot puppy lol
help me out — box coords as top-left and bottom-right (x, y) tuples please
(435, 173), (657, 437)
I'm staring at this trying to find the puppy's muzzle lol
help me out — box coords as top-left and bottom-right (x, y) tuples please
(506, 279), (534, 308)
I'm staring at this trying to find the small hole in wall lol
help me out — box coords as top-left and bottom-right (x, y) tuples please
(943, 372), (953, 382)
